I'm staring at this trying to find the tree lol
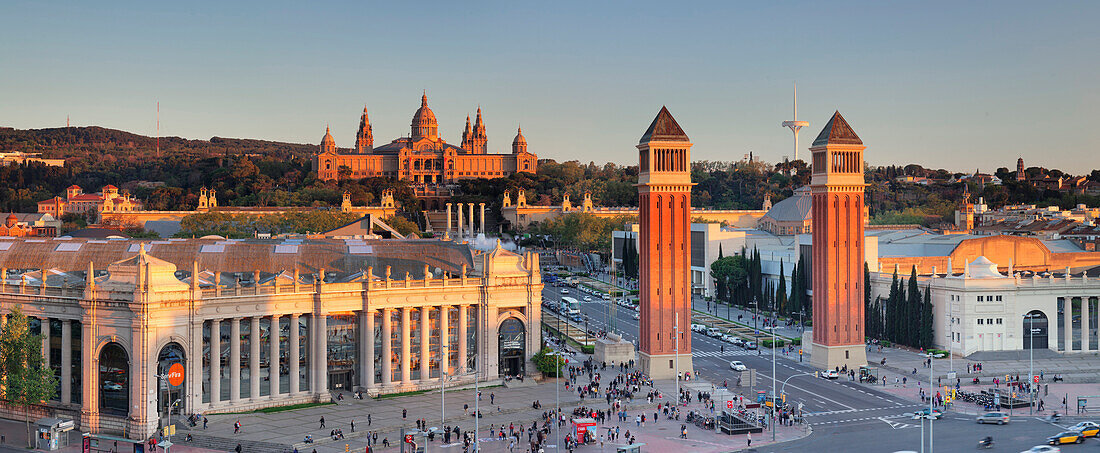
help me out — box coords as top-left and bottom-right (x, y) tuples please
(0, 305), (58, 448)
(907, 267), (921, 347)
(887, 268), (900, 342)
(776, 261), (788, 315)
(382, 215), (420, 237)
(864, 262), (873, 340)
(921, 284), (934, 349)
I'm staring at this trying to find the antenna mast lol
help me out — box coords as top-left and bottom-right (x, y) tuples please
(156, 101), (160, 158)
(781, 83), (810, 163)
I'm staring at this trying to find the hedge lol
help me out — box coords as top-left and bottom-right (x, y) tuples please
(761, 338), (786, 348)
(789, 338), (801, 346)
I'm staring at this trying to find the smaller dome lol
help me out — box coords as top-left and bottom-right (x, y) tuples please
(321, 126), (335, 146)
(411, 93), (439, 139)
(512, 126), (527, 147)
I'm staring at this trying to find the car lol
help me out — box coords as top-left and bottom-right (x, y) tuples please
(690, 324), (706, 333)
(583, 296), (592, 302)
(1021, 446), (1060, 453)
(1048, 431), (1084, 445)
(560, 289), (569, 294)
(1068, 421), (1100, 437)
(721, 334), (738, 343)
(602, 294), (611, 300)
(976, 411), (1010, 425)
(821, 369), (839, 379)
(631, 312), (640, 320)
(911, 408), (943, 420)
(732, 337), (745, 347)
(729, 360), (748, 371)
(706, 328), (724, 338)
(744, 341), (757, 350)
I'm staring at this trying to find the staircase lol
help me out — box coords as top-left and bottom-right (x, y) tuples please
(422, 210), (501, 236)
(175, 432), (295, 453)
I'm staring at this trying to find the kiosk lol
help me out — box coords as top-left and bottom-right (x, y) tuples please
(35, 418), (75, 450)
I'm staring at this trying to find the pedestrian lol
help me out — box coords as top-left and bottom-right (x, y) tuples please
(234, 420), (241, 434)
(402, 408), (407, 419)
(320, 417), (326, 428)
(491, 392), (496, 404)
(203, 417), (208, 430)
(747, 432), (752, 447)
(351, 420), (355, 432)
(235, 444), (241, 453)
(368, 414), (372, 426)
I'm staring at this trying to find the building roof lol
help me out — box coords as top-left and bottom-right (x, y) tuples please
(639, 106), (689, 144)
(811, 110), (862, 147)
(0, 237), (476, 277)
(761, 187), (812, 223)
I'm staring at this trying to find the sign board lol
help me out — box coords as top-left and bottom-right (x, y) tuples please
(167, 363), (185, 387)
(1033, 375), (1040, 383)
(994, 394), (1001, 406)
(726, 400), (734, 409)
(947, 371), (956, 380)
(162, 425), (175, 436)
(405, 434), (415, 444)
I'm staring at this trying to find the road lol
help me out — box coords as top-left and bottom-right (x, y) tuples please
(542, 280), (1100, 450)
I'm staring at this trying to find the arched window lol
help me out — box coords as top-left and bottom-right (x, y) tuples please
(99, 342), (129, 416)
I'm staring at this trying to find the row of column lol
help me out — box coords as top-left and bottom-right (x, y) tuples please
(36, 317), (75, 405)
(361, 304), (473, 388)
(207, 314), (307, 406)
(1061, 296), (1098, 352)
(446, 203), (486, 237)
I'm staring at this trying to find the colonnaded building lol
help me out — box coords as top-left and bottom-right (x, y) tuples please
(313, 94), (538, 184)
(0, 236), (542, 440)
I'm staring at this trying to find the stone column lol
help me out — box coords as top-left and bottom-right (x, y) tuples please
(314, 314), (329, 392)
(401, 307), (411, 384)
(289, 314), (300, 394)
(1084, 298), (1092, 351)
(210, 319), (221, 403)
(41, 317), (49, 369)
(479, 203), (486, 235)
(61, 319), (71, 404)
(250, 317), (261, 399)
(1065, 298), (1074, 351)
(269, 315), (280, 398)
(458, 305), (468, 373)
(446, 203), (452, 235)
(469, 203), (475, 237)
(440, 306), (450, 378)
(190, 320), (203, 409)
(382, 309), (393, 386)
(364, 311), (376, 389)
(229, 318), (241, 402)
(420, 307), (431, 382)
(79, 319), (97, 431)
(456, 203), (464, 237)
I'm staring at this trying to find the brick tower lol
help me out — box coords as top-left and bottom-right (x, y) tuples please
(809, 111), (868, 371)
(636, 107), (694, 379)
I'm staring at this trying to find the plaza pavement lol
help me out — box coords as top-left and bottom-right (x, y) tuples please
(176, 348), (805, 452)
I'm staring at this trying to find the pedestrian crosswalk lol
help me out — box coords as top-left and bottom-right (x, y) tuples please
(692, 350), (757, 358)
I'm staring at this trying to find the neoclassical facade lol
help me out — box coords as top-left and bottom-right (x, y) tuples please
(313, 94), (537, 183)
(0, 237), (541, 440)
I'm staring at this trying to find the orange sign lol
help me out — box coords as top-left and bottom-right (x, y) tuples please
(167, 363), (185, 387)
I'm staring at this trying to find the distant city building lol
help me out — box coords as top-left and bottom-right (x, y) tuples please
(313, 94), (537, 188)
(757, 186), (813, 235)
(37, 185), (143, 221)
(0, 151), (65, 167)
(0, 213), (60, 237)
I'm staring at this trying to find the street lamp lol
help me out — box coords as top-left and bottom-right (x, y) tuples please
(1024, 312), (1034, 415)
(929, 352), (934, 453)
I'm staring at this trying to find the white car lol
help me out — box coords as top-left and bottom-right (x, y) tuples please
(722, 334), (738, 344)
(729, 360), (748, 371)
(583, 296), (592, 302)
(690, 324), (706, 333)
(1021, 446), (1060, 453)
(602, 294), (611, 300)
(560, 289), (569, 294)
(731, 337), (745, 347)
(631, 312), (640, 320)
(821, 370), (839, 379)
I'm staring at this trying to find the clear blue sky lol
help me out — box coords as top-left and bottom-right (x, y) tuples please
(2, 1), (1097, 172)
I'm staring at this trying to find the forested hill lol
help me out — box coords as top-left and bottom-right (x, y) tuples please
(0, 126), (316, 162)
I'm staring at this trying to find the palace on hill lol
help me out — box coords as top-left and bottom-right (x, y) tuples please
(313, 94), (538, 184)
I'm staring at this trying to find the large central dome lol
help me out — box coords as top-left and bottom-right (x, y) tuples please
(411, 93), (439, 140)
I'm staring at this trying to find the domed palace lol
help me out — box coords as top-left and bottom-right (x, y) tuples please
(313, 93), (537, 188)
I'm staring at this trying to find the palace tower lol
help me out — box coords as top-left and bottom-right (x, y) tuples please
(636, 107), (694, 379)
(809, 111), (868, 371)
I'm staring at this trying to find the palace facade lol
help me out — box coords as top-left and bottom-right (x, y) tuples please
(313, 94), (537, 183)
(37, 185), (143, 222)
(0, 236), (542, 440)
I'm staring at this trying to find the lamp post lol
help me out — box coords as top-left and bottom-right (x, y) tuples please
(1025, 312), (1034, 415)
(771, 319), (777, 442)
(929, 352), (935, 453)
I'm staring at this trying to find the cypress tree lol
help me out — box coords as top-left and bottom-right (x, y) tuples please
(907, 267), (920, 347)
(777, 261), (787, 315)
(888, 269), (900, 342)
(799, 255), (810, 319)
(718, 243), (724, 260)
(864, 262), (872, 341)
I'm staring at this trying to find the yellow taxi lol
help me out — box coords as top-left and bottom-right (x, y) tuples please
(1069, 421), (1100, 438)
(1048, 431), (1084, 445)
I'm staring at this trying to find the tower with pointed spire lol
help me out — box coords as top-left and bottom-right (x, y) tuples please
(636, 106), (694, 379)
(809, 110), (867, 371)
(464, 107), (487, 153)
(355, 106), (373, 153)
(1017, 157), (1026, 182)
(782, 84), (810, 163)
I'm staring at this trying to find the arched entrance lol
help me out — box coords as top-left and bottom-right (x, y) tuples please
(1024, 310), (1049, 349)
(498, 318), (526, 377)
(157, 342), (186, 422)
(99, 343), (129, 416)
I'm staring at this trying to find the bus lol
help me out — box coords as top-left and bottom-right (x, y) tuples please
(560, 297), (582, 321)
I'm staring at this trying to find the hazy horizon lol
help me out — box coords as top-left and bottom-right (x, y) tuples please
(2, 1), (1097, 173)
